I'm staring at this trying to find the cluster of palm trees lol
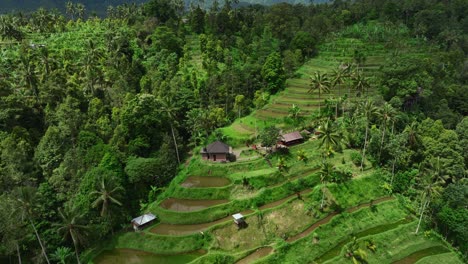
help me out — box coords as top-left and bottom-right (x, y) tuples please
(0, 15), (24, 41)
(66, 2), (86, 21)
(308, 63), (371, 116)
(8, 176), (124, 263)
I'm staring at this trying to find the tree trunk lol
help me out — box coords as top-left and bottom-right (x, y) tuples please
(415, 199), (428, 234)
(74, 241), (81, 264)
(360, 124), (369, 171)
(29, 219), (50, 264)
(170, 123), (181, 164)
(320, 187), (325, 209)
(16, 243), (22, 264)
(379, 125), (386, 162)
(391, 158), (396, 184)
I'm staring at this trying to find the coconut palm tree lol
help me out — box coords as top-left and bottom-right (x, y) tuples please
(53, 206), (89, 264)
(358, 100), (377, 171)
(159, 96), (181, 164)
(415, 157), (446, 234)
(308, 72), (331, 110)
(351, 70), (370, 98)
(376, 102), (397, 160)
(91, 178), (124, 218)
(296, 149), (308, 163)
(316, 118), (342, 159)
(319, 161), (334, 209)
(13, 186), (50, 264)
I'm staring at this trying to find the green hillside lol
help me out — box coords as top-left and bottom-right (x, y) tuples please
(0, 1), (466, 264)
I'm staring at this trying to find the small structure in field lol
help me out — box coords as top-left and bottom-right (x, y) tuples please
(131, 213), (157, 231)
(279, 131), (304, 146)
(232, 213), (247, 229)
(201, 141), (233, 162)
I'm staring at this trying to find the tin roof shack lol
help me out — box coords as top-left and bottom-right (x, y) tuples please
(232, 213), (247, 229)
(201, 141), (233, 162)
(131, 213), (157, 231)
(279, 131), (304, 146)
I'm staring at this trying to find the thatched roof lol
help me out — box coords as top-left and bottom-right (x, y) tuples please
(281, 131), (303, 143)
(201, 141), (230, 154)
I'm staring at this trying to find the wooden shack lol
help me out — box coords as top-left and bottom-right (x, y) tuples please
(279, 131), (304, 146)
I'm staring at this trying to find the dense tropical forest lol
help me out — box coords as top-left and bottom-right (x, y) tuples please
(0, 0), (466, 263)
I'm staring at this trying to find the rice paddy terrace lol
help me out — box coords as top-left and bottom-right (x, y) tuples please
(90, 139), (462, 264)
(221, 24), (433, 142)
(89, 25), (462, 264)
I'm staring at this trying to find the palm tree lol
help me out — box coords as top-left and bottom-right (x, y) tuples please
(51, 247), (72, 264)
(91, 178), (124, 218)
(330, 64), (350, 98)
(296, 149), (308, 163)
(159, 96), (181, 164)
(345, 237), (368, 264)
(66, 2), (75, 20)
(415, 157), (445, 234)
(358, 100), (377, 171)
(376, 102), (397, 160)
(351, 70), (370, 97)
(316, 118), (342, 159)
(13, 186), (51, 264)
(53, 206), (88, 264)
(277, 157), (288, 172)
(319, 161), (334, 209)
(308, 72), (331, 110)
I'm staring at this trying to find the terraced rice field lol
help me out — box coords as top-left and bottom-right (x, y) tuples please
(90, 30), (461, 264)
(221, 36), (392, 140)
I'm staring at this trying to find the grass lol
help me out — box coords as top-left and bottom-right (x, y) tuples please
(257, 199), (408, 263)
(111, 232), (206, 255)
(327, 171), (387, 208)
(327, 221), (462, 264)
(415, 252), (463, 264)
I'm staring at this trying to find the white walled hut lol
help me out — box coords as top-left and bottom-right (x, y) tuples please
(232, 213), (246, 228)
(131, 213), (157, 231)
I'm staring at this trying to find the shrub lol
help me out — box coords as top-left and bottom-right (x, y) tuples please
(350, 151), (363, 167)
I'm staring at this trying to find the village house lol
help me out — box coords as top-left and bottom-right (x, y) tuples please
(200, 141), (233, 162)
(279, 131), (304, 146)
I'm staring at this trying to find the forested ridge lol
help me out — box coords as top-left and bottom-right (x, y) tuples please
(0, 0), (467, 263)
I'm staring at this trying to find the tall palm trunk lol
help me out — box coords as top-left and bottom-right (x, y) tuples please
(391, 158), (396, 184)
(29, 219), (50, 264)
(16, 243), (22, 264)
(170, 123), (181, 164)
(415, 199), (429, 234)
(73, 240), (81, 264)
(379, 125), (386, 161)
(360, 123), (369, 171)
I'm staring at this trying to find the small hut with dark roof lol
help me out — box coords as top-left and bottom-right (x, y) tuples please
(280, 131), (304, 146)
(201, 141), (232, 162)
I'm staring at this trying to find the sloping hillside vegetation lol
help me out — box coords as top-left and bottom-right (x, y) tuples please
(0, 0), (466, 263)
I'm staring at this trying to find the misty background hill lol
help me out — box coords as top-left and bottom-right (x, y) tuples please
(0, 0), (328, 16)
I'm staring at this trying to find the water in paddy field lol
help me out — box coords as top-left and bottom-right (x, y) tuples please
(236, 247), (273, 264)
(160, 198), (229, 212)
(181, 176), (231, 188)
(392, 246), (449, 264)
(94, 248), (205, 264)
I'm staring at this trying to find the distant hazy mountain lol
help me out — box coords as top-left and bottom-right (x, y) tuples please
(0, 0), (147, 15)
(0, 0), (328, 16)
